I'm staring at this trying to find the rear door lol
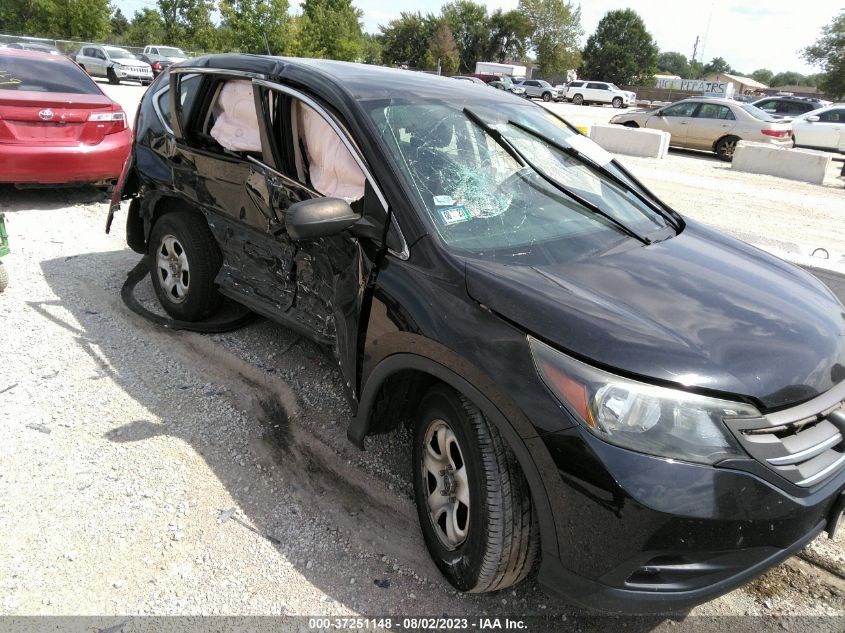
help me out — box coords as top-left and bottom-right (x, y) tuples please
(687, 102), (736, 149)
(647, 101), (699, 147)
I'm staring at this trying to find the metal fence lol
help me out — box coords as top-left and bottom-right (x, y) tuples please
(0, 33), (203, 58)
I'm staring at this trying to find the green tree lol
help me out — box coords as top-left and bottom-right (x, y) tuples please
(157, 0), (217, 51)
(488, 9), (532, 63)
(297, 0), (363, 61)
(768, 71), (807, 87)
(803, 10), (845, 99)
(220, 0), (291, 54)
(110, 8), (130, 39)
(123, 9), (165, 47)
(657, 51), (691, 77)
(442, 1), (490, 73)
(519, 0), (582, 78)
(750, 68), (773, 85)
(379, 12), (438, 67)
(581, 9), (657, 85)
(426, 20), (459, 73)
(360, 32), (382, 65)
(702, 56), (731, 75)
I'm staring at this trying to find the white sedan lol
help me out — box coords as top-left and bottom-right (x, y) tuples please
(791, 104), (845, 153)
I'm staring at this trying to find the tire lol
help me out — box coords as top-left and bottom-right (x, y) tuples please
(572, 94), (584, 105)
(623, 121), (639, 128)
(612, 97), (623, 108)
(107, 68), (120, 85)
(148, 211), (223, 321)
(141, 80), (151, 86)
(0, 261), (8, 293)
(79, 64), (87, 73)
(413, 384), (539, 593)
(541, 92), (552, 102)
(715, 135), (740, 162)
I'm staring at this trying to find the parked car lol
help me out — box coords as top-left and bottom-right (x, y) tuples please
(466, 73), (527, 97)
(791, 104), (845, 153)
(6, 42), (60, 55)
(136, 52), (172, 77)
(0, 49), (131, 187)
(75, 45), (153, 85)
(514, 78), (563, 101)
(112, 55), (845, 613)
(451, 75), (486, 85)
(752, 96), (830, 119)
(141, 45), (187, 64)
(611, 98), (792, 160)
(565, 80), (635, 108)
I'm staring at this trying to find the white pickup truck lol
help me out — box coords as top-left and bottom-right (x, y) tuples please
(564, 81), (636, 108)
(141, 45), (187, 64)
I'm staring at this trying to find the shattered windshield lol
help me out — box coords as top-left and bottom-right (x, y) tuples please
(367, 99), (671, 262)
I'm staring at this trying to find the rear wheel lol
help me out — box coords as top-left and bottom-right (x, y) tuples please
(715, 135), (740, 162)
(148, 211), (223, 321)
(623, 121), (639, 128)
(107, 68), (120, 85)
(572, 94), (584, 105)
(413, 385), (539, 593)
(612, 97), (623, 108)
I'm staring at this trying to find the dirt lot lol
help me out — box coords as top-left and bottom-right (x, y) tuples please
(0, 83), (843, 629)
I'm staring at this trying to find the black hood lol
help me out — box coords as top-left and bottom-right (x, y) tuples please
(465, 222), (845, 410)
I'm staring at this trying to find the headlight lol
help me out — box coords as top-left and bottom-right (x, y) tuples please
(529, 337), (758, 465)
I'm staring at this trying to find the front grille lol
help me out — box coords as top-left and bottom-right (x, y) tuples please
(725, 382), (845, 488)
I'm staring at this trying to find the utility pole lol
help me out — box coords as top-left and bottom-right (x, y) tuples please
(691, 35), (699, 68)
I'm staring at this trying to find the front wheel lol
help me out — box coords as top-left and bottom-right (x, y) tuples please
(612, 97), (623, 108)
(148, 211), (223, 321)
(572, 94), (584, 105)
(107, 68), (120, 85)
(541, 92), (552, 102)
(413, 385), (539, 593)
(715, 135), (739, 162)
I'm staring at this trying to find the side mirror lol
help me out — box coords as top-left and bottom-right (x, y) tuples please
(806, 115), (820, 123)
(285, 197), (360, 241)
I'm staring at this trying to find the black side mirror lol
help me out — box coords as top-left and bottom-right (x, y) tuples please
(285, 197), (360, 241)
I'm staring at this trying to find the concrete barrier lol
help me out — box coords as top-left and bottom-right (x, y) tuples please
(732, 141), (831, 185)
(588, 124), (670, 159)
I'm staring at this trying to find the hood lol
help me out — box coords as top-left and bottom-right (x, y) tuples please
(165, 56), (186, 62)
(465, 222), (845, 410)
(114, 58), (148, 67)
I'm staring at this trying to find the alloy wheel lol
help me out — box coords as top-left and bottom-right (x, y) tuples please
(156, 234), (190, 303)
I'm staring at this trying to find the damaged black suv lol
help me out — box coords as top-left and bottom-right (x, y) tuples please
(110, 54), (845, 612)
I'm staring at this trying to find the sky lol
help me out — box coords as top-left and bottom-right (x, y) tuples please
(115, 0), (840, 75)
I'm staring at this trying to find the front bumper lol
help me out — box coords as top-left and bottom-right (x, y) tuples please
(0, 129), (131, 185)
(115, 66), (153, 81)
(535, 427), (845, 613)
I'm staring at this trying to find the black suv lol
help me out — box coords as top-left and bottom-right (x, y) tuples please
(111, 54), (845, 613)
(752, 95), (827, 118)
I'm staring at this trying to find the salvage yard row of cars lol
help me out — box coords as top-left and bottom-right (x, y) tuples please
(2, 46), (845, 613)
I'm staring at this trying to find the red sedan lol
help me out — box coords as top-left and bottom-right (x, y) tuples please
(0, 48), (131, 187)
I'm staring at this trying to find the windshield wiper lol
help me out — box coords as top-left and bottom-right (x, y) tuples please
(506, 119), (681, 231)
(464, 108), (651, 246)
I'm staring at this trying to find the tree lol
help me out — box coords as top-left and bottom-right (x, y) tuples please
(519, 0), (582, 77)
(768, 71), (807, 87)
(110, 8), (130, 39)
(750, 68), (773, 85)
(426, 20), (459, 73)
(803, 10), (845, 99)
(220, 0), (291, 54)
(123, 9), (165, 47)
(656, 51), (691, 77)
(379, 12), (438, 67)
(442, 1), (490, 73)
(581, 9), (657, 85)
(360, 32), (382, 65)
(702, 56), (731, 75)
(297, 0), (363, 61)
(487, 9), (532, 63)
(157, 0), (218, 51)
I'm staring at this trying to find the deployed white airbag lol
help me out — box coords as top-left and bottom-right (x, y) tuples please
(296, 102), (365, 202)
(210, 80), (261, 152)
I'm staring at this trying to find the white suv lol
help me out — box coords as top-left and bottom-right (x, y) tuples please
(76, 45), (153, 85)
(565, 81), (636, 108)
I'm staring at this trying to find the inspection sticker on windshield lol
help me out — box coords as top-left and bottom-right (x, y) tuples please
(438, 205), (471, 225)
(433, 195), (455, 206)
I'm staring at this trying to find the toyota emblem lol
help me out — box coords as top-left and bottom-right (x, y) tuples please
(38, 108), (54, 121)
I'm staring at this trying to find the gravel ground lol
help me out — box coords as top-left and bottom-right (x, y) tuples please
(0, 84), (843, 630)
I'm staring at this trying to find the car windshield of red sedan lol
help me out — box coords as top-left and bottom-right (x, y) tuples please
(0, 56), (100, 94)
(368, 99), (669, 261)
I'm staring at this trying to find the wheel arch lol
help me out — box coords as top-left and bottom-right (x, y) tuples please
(712, 133), (740, 153)
(349, 352), (559, 562)
(129, 192), (208, 254)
